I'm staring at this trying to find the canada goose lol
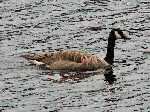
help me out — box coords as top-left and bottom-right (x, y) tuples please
(21, 28), (128, 71)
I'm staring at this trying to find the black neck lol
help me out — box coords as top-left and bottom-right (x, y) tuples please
(104, 30), (116, 65)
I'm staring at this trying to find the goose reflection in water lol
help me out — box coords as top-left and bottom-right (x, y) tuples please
(47, 67), (116, 84)
(104, 67), (116, 85)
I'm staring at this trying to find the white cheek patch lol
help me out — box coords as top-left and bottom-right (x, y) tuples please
(114, 31), (122, 39)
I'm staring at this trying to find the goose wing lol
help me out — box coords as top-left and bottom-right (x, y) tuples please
(21, 51), (109, 70)
(21, 51), (85, 65)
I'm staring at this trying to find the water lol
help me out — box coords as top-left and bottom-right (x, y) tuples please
(0, 0), (150, 112)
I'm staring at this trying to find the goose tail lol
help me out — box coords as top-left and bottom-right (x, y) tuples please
(21, 54), (46, 65)
(20, 54), (36, 60)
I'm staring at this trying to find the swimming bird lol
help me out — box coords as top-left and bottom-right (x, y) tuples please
(21, 28), (128, 71)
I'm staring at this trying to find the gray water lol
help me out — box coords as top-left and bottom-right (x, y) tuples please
(0, 0), (150, 112)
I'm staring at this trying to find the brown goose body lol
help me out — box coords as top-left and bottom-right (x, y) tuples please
(21, 28), (128, 71)
(22, 50), (109, 71)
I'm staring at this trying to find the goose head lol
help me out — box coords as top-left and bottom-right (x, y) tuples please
(112, 28), (129, 40)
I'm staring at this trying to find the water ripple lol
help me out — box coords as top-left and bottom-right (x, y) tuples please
(0, 0), (150, 112)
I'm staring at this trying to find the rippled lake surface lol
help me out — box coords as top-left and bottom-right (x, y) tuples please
(0, 0), (150, 112)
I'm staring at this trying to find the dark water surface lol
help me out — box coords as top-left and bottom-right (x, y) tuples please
(0, 0), (150, 112)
